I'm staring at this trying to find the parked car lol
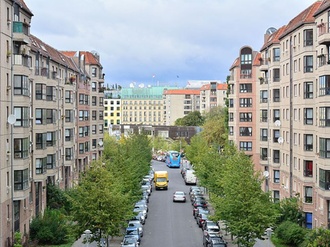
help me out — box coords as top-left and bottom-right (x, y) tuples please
(192, 198), (208, 209)
(125, 226), (141, 245)
(197, 213), (209, 228)
(128, 220), (143, 237)
(131, 211), (145, 225)
(173, 191), (186, 202)
(121, 236), (139, 247)
(141, 184), (152, 196)
(203, 220), (219, 231)
(135, 200), (148, 212)
(195, 208), (209, 219)
(133, 205), (148, 219)
(203, 232), (226, 247)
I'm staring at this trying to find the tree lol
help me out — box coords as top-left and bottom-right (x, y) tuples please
(275, 196), (304, 226)
(67, 161), (133, 243)
(305, 228), (330, 247)
(211, 145), (278, 247)
(175, 111), (205, 126)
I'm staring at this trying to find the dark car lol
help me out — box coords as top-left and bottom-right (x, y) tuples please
(191, 192), (205, 202)
(197, 213), (209, 228)
(208, 237), (227, 247)
(193, 198), (208, 209)
(191, 195), (207, 205)
(203, 232), (225, 247)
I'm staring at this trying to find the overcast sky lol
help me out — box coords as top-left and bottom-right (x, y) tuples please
(24, 0), (316, 88)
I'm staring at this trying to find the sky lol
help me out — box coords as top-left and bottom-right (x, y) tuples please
(24, 0), (316, 88)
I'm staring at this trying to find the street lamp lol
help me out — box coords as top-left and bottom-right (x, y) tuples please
(83, 229), (92, 247)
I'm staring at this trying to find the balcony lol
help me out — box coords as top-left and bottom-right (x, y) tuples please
(318, 23), (330, 45)
(12, 21), (29, 44)
(259, 59), (269, 71)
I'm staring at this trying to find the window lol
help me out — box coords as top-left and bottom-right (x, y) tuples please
(304, 108), (313, 125)
(273, 129), (280, 143)
(35, 108), (46, 125)
(65, 110), (73, 123)
(273, 150), (280, 163)
(35, 83), (45, 100)
(65, 148), (73, 160)
(14, 138), (29, 158)
(273, 191), (280, 203)
(14, 75), (29, 96)
(46, 109), (56, 124)
(239, 98), (252, 107)
(304, 134), (313, 151)
(304, 55), (313, 73)
(260, 148), (268, 160)
(229, 113), (234, 122)
(273, 48), (280, 61)
(92, 110), (97, 120)
(304, 160), (313, 177)
(319, 107), (330, 127)
(273, 89), (280, 102)
(319, 138), (330, 158)
(99, 111), (104, 120)
(304, 186), (313, 203)
(261, 110), (268, 122)
(99, 124), (104, 134)
(304, 82), (313, 99)
(92, 82), (97, 91)
(260, 90), (268, 103)
(319, 168), (330, 190)
(79, 94), (85, 105)
(273, 68), (280, 82)
(273, 109), (280, 122)
(319, 75), (330, 96)
(46, 86), (56, 101)
(240, 84), (252, 93)
(92, 96), (97, 106)
(36, 157), (47, 174)
(14, 169), (29, 190)
(241, 53), (252, 64)
(92, 139), (97, 149)
(47, 154), (56, 169)
(239, 127), (252, 136)
(46, 132), (56, 147)
(229, 99), (234, 108)
(229, 126), (234, 136)
(79, 127), (84, 137)
(65, 90), (73, 103)
(65, 128), (73, 141)
(14, 107), (29, 127)
(91, 67), (97, 77)
(240, 141), (252, 151)
(274, 170), (280, 183)
(35, 133), (46, 149)
(240, 112), (252, 122)
(79, 143), (84, 154)
(92, 125), (97, 134)
(304, 29), (313, 46)
(260, 129), (268, 141)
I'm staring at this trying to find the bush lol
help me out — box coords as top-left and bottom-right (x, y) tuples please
(30, 208), (71, 245)
(275, 221), (307, 246)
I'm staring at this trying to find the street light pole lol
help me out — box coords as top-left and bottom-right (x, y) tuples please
(83, 229), (92, 247)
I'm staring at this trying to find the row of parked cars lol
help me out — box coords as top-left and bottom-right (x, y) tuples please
(121, 168), (154, 247)
(189, 186), (228, 247)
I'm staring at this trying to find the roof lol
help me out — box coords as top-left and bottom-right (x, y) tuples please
(29, 35), (78, 72)
(200, 83), (227, 90)
(313, 0), (330, 17)
(18, 0), (33, 16)
(279, 1), (322, 38)
(260, 26), (286, 51)
(164, 89), (200, 95)
(62, 51), (102, 67)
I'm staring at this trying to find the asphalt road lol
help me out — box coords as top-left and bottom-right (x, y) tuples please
(141, 160), (203, 247)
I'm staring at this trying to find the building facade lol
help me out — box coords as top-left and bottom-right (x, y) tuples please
(104, 88), (122, 131)
(229, 0), (330, 229)
(0, 1), (105, 245)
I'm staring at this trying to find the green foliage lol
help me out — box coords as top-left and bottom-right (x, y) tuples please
(46, 183), (70, 212)
(30, 208), (70, 245)
(13, 232), (22, 247)
(304, 227), (330, 247)
(275, 196), (304, 226)
(274, 221), (307, 246)
(210, 144), (278, 247)
(175, 111), (205, 126)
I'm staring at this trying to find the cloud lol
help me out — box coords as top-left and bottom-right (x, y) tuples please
(25, 0), (316, 86)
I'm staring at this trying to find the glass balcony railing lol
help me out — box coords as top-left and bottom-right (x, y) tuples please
(13, 21), (29, 35)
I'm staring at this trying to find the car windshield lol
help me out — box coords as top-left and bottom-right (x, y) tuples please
(157, 177), (166, 182)
(175, 192), (184, 196)
(126, 229), (138, 235)
(123, 238), (135, 244)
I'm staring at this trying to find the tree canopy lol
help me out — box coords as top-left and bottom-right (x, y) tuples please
(175, 111), (205, 126)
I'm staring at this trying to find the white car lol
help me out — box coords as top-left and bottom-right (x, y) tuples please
(173, 191), (186, 202)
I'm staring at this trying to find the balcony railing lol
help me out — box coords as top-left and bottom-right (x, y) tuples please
(13, 21), (29, 35)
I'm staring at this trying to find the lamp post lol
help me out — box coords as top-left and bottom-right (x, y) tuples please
(83, 229), (92, 247)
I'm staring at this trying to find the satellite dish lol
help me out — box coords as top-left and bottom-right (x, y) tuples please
(266, 27), (277, 35)
(7, 115), (16, 125)
(274, 120), (281, 127)
(129, 83), (135, 88)
(278, 137), (284, 144)
(263, 171), (269, 178)
(138, 83), (145, 88)
(98, 140), (103, 147)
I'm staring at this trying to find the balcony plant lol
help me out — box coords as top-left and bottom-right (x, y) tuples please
(258, 77), (265, 83)
(69, 76), (76, 83)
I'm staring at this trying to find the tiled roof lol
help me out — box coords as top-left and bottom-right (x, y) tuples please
(200, 83), (227, 90)
(18, 0), (33, 16)
(164, 89), (200, 95)
(62, 51), (102, 67)
(260, 26), (286, 51)
(313, 0), (330, 17)
(279, 1), (322, 38)
(30, 35), (78, 72)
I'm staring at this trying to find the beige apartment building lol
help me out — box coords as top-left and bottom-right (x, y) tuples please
(229, 0), (330, 229)
(200, 81), (227, 114)
(0, 0), (104, 245)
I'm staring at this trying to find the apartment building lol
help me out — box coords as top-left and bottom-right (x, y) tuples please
(104, 88), (122, 130)
(0, 1), (105, 245)
(229, 0), (330, 229)
(121, 86), (176, 126)
(163, 89), (200, 125)
(200, 81), (227, 114)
